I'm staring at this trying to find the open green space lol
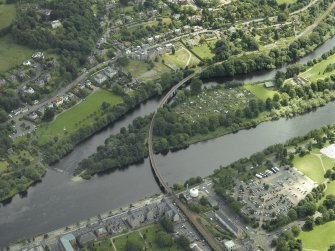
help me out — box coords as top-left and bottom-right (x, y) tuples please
(0, 35), (34, 72)
(293, 149), (335, 184)
(192, 41), (216, 59)
(124, 59), (170, 82)
(113, 224), (183, 251)
(301, 53), (335, 82)
(299, 221), (335, 251)
(163, 48), (200, 69)
(0, 4), (16, 30)
(8, 150), (34, 166)
(82, 238), (115, 251)
(36, 89), (122, 145)
(244, 84), (279, 101)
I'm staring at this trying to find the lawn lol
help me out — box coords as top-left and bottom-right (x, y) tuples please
(0, 35), (34, 72)
(36, 89), (122, 145)
(8, 150), (34, 166)
(191, 40), (216, 60)
(293, 149), (335, 184)
(124, 59), (171, 82)
(0, 4), (16, 30)
(163, 47), (200, 69)
(301, 53), (335, 82)
(299, 221), (335, 251)
(244, 84), (279, 101)
(82, 238), (115, 251)
(113, 224), (183, 251)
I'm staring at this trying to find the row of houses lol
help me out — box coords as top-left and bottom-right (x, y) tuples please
(58, 198), (180, 251)
(92, 66), (118, 84)
(126, 43), (175, 61)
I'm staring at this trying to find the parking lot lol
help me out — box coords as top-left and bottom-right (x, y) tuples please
(236, 166), (315, 220)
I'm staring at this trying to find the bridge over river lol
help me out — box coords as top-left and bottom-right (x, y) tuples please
(147, 70), (223, 251)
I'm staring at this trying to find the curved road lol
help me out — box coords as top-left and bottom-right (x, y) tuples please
(147, 69), (223, 251)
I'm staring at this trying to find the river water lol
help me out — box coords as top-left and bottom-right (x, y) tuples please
(1, 37), (335, 247)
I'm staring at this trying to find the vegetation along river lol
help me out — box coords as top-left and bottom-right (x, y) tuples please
(1, 36), (335, 247)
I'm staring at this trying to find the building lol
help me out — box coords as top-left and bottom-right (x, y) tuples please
(104, 67), (118, 78)
(59, 233), (77, 251)
(93, 73), (108, 84)
(77, 231), (96, 246)
(51, 20), (62, 29)
(95, 227), (108, 238)
(224, 240), (236, 251)
(215, 211), (240, 237)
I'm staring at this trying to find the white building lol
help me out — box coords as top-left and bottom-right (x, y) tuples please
(224, 240), (236, 251)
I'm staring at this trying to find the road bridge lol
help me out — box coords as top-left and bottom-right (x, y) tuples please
(147, 70), (223, 251)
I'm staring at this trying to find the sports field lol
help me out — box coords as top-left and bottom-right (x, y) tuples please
(0, 35), (34, 72)
(293, 149), (335, 184)
(37, 89), (122, 145)
(299, 221), (335, 251)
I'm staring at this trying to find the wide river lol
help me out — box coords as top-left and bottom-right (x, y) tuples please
(1, 37), (335, 247)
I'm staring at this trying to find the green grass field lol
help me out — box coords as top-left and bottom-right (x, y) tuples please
(192, 41), (216, 59)
(293, 149), (335, 184)
(301, 53), (335, 82)
(0, 4), (16, 30)
(244, 84), (279, 101)
(82, 238), (115, 251)
(163, 48), (200, 69)
(0, 35), (34, 72)
(299, 221), (335, 251)
(37, 89), (122, 145)
(113, 224), (183, 251)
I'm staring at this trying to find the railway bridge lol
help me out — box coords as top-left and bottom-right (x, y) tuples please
(147, 70), (223, 251)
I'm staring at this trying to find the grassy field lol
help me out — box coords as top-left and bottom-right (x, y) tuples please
(37, 89), (122, 145)
(0, 4), (16, 30)
(192, 40), (216, 59)
(0, 35), (34, 72)
(163, 47), (200, 69)
(82, 238), (115, 251)
(8, 150), (34, 166)
(124, 59), (171, 82)
(113, 224), (183, 251)
(293, 149), (335, 184)
(301, 53), (335, 82)
(299, 221), (335, 251)
(244, 84), (278, 101)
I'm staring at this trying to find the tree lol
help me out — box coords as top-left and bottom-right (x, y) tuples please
(125, 240), (142, 251)
(303, 216), (314, 231)
(43, 108), (55, 121)
(190, 79), (202, 95)
(176, 235), (191, 250)
(155, 231), (173, 248)
(291, 225), (301, 237)
(159, 216), (174, 233)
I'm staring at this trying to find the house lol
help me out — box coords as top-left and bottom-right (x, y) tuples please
(29, 112), (39, 120)
(77, 231), (96, 246)
(174, 28), (181, 35)
(37, 9), (52, 17)
(95, 227), (108, 238)
(51, 20), (62, 29)
(32, 52), (44, 59)
(154, 35), (161, 41)
(23, 87), (35, 94)
(190, 243), (203, 251)
(224, 240), (236, 251)
(147, 37), (154, 44)
(54, 97), (64, 107)
(104, 67), (117, 78)
(127, 209), (145, 228)
(93, 73), (108, 84)
(228, 26), (237, 34)
(59, 233), (77, 251)
(23, 60), (32, 66)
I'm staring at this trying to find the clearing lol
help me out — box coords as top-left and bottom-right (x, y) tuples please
(0, 4), (16, 30)
(0, 35), (34, 72)
(36, 89), (122, 145)
(163, 47), (200, 69)
(244, 84), (278, 101)
(112, 224), (183, 251)
(293, 149), (335, 184)
(192, 40), (216, 60)
(299, 221), (335, 251)
(301, 53), (335, 82)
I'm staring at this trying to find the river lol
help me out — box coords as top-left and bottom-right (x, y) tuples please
(1, 37), (335, 247)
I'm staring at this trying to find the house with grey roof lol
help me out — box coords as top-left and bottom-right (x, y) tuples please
(59, 233), (77, 251)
